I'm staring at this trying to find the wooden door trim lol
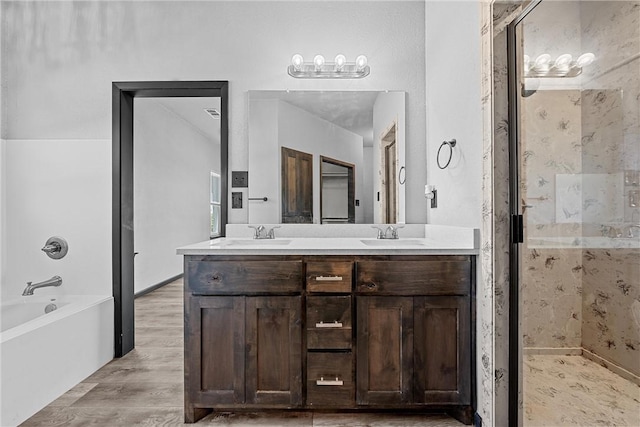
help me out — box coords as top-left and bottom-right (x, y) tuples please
(319, 155), (356, 224)
(112, 80), (228, 357)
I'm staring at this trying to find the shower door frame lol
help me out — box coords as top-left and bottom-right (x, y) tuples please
(506, 0), (543, 424)
(112, 81), (229, 358)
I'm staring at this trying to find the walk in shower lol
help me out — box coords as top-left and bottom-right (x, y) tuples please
(509, 1), (640, 425)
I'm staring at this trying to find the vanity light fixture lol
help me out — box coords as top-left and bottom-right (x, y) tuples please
(524, 52), (595, 78)
(288, 53), (370, 78)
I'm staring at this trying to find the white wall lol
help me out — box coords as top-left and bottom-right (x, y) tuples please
(1, 0), (427, 223)
(373, 91), (406, 223)
(2, 139), (111, 300)
(133, 99), (219, 294)
(247, 99), (280, 224)
(279, 101), (364, 224)
(425, 1), (483, 228)
(249, 100), (363, 223)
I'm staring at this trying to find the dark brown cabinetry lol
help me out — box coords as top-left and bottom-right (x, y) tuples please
(184, 254), (474, 424)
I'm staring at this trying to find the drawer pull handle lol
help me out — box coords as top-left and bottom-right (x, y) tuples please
(366, 282), (377, 289)
(315, 275), (343, 282)
(315, 321), (343, 328)
(317, 377), (343, 386)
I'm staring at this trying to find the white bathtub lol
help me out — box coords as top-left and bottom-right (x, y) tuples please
(0, 294), (114, 427)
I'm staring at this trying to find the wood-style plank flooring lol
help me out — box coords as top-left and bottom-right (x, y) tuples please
(21, 279), (463, 426)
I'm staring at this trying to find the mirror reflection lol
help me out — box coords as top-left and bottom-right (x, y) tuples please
(248, 90), (406, 224)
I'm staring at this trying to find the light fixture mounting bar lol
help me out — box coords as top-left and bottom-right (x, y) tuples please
(287, 63), (370, 79)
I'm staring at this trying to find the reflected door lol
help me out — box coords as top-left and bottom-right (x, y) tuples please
(281, 147), (313, 223)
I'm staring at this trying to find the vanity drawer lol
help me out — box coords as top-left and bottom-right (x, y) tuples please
(356, 257), (471, 296)
(306, 352), (354, 407)
(306, 296), (352, 349)
(186, 260), (303, 294)
(306, 261), (353, 293)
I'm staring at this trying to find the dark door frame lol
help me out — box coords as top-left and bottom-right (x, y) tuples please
(506, 1), (542, 424)
(319, 155), (356, 223)
(112, 81), (228, 357)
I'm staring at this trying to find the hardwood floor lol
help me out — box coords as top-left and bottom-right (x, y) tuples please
(20, 279), (462, 427)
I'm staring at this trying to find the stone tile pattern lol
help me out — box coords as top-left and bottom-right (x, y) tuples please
(582, 248), (640, 377)
(523, 355), (640, 426)
(521, 247), (584, 349)
(20, 279), (465, 427)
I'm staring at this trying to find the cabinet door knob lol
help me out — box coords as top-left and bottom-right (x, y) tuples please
(366, 282), (377, 289)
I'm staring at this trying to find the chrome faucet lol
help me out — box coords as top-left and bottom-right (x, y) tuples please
(371, 225), (404, 239)
(22, 275), (62, 296)
(248, 225), (280, 239)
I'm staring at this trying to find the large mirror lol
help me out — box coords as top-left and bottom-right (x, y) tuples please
(248, 90), (406, 224)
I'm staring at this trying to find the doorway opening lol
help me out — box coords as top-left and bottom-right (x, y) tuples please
(320, 156), (355, 224)
(380, 122), (398, 224)
(112, 81), (228, 357)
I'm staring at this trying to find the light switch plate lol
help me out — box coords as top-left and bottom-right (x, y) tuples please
(232, 171), (248, 188)
(232, 192), (243, 209)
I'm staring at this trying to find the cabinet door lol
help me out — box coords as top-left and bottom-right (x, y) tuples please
(413, 296), (471, 405)
(246, 296), (302, 406)
(186, 296), (245, 407)
(356, 297), (413, 405)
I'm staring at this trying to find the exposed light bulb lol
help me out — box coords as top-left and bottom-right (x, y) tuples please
(533, 54), (551, 73)
(576, 52), (595, 67)
(554, 54), (573, 72)
(313, 54), (325, 71)
(334, 54), (346, 71)
(291, 54), (304, 71)
(355, 55), (368, 71)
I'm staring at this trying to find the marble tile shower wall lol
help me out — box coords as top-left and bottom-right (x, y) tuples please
(580, 1), (640, 378)
(519, 1), (640, 379)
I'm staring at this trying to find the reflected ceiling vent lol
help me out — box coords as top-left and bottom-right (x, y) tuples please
(204, 108), (220, 119)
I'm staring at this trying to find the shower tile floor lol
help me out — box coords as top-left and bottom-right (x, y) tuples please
(20, 279), (640, 426)
(523, 354), (640, 426)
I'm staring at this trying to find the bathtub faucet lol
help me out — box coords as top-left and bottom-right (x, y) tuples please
(22, 275), (62, 296)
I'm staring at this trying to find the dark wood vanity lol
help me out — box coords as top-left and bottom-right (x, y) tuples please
(183, 254), (475, 424)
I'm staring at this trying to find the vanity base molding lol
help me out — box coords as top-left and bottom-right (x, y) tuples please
(184, 255), (475, 425)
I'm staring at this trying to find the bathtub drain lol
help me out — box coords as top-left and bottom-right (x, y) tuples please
(44, 303), (57, 314)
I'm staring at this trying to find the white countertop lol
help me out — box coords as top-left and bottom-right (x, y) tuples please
(177, 237), (479, 256)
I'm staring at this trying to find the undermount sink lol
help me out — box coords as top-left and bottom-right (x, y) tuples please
(225, 239), (292, 246)
(360, 239), (425, 246)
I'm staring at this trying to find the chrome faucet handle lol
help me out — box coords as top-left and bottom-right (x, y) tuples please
(266, 226), (281, 239)
(371, 226), (385, 239)
(384, 225), (402, 239)
(248, 225), (265, 239)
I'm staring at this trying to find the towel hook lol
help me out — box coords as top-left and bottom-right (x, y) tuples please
(437, 139), (457, 169)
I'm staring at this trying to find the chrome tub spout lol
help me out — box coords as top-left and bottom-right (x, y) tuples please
(22, 275), (62, 296)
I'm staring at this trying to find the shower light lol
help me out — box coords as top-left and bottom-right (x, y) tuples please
(533, 54), (551, 73)
(287, 53), (370, 78)
(334, 54), (346, 71)
(291, 54), (304, 71)
(554, 54), (573, 72)
(355, 55), (368, 71)
(576, 52), (595, 67)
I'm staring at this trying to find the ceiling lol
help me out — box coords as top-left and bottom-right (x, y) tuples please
(249, 91), (381, 147)
(150, 97), (221, 144)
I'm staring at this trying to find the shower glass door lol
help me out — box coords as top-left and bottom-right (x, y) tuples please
(512, 1), (640, 425)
